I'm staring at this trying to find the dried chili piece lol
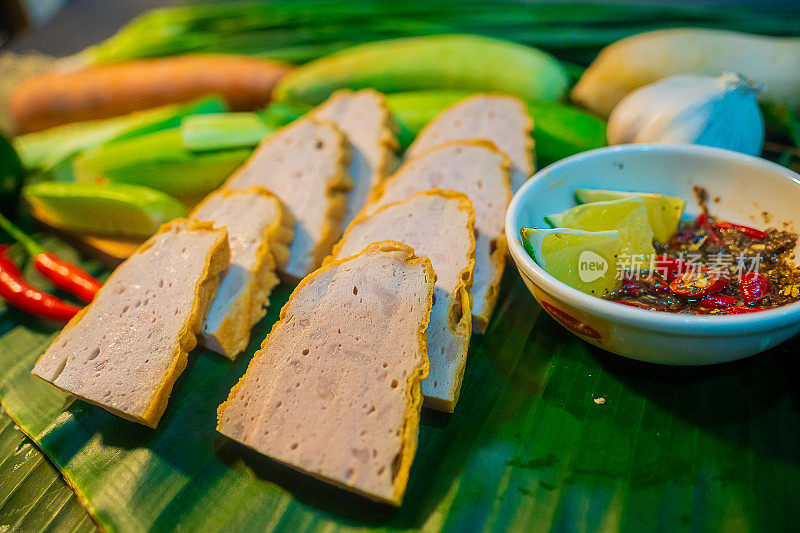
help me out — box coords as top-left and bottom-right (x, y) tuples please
(669, 269), (729, 298)
(739, 272), (771, 305)
(699, 294), (738, 309)
(713, 221), (768, 240)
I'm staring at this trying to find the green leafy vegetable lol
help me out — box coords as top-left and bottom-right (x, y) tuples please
(0, 133), (24, 216)
(761, 101), (800, 147)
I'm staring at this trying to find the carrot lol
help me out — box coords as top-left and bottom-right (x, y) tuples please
(10, 55), (293, 133)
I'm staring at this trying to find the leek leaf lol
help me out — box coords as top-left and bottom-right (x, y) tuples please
(13, 97), (228, 172)
(72, 129), (250, 197)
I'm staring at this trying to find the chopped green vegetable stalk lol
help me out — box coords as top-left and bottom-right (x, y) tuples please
(258, 102), (309, 129)
(181, 113), (271, 152)
(23, 182), (186, 238)
(73, 129), (250, 197)
(13, 96), (228, 171)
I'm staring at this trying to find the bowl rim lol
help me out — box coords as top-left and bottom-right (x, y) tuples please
(505, 143), (800, 335)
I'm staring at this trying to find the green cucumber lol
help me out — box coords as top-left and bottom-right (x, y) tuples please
(275, 34), (569, 106)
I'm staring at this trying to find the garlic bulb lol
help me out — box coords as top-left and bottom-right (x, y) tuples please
(606, 72), (764, 156)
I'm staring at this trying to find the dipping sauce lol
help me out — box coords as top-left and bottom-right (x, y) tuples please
(610, 187), (800, 314)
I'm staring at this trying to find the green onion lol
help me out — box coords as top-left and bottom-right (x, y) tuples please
(14, 96), (227, 171)
(181, 113), (270, 152)
(72, 1), (800, 67)
(72, 129), (250, 197)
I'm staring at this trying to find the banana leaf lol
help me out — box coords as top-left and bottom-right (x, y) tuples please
(0, 411), (95, 532)
(1, 237), (800, 532)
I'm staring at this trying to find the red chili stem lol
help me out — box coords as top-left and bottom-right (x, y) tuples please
(0, 246), (80, 322)
(713, 221), (768, 240)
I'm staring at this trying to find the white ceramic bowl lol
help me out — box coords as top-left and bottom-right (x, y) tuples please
(505, 143), (800, 365)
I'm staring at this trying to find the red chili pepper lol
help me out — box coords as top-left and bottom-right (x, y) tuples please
(720, 305), (770, 315)
(0, 246), (80, 322)
(654, 255), (691, 282)
(34, 252), (102, 303)
(0, 212), (101, 302)
(713, 221), (768, 240)
(669, 270), (730, 298)
(699, 294), (738, 309)
(621, 278), (643, 297)
(738, 272), (771, 305)
(695, 213), (725, 247)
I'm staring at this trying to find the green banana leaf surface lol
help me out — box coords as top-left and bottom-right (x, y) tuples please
(0, 238), (799, 532)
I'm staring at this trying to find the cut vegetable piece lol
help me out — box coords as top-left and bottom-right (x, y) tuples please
(181, 113), (271, 152)
(23, 181), (186, 238)
(312, 89), (398, 226)
(224, 117), (351, 279)
(545, 198), (655, 257)
(405, 94), (534, 192)
(328, 190), (474, 412)
(574, 189), (684, 243)
(32, 218), (230, 428)
(521, 227), (623, 297)
(367, 140), (510, 333)
(190, 187), (293, 359)
(217, 241), (433, 505)
(73, 129), (251, 197)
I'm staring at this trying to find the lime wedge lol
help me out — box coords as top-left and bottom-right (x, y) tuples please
(520, 227), (623, 296)
(574, 188), (684, 243)
(544, 197), (655, 256)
